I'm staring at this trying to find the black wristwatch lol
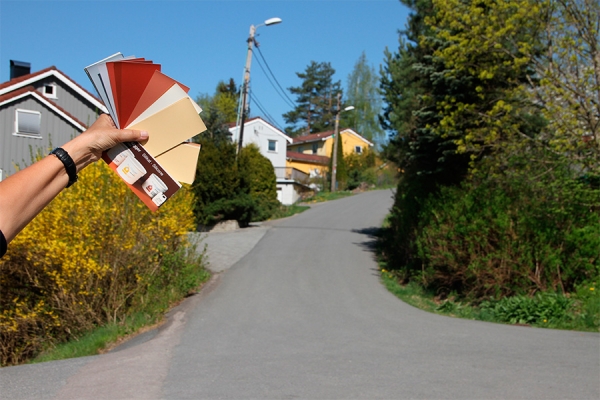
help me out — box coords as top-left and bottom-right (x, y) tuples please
(50, 147), (78, 188)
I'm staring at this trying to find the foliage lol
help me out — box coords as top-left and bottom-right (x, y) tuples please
(343, 52), (386, 148)
(0, 162), (204, 366)
(284, 61), (343, 137)
(328, 132), (347, 190)
(429, 0), (599, 171)
(192, 139), (239, 225)
(415, 159), (599, 300)
(269, 204), (310, 220)
(196, 78), (240, 125)
(192, 140), (278, 227)
(302, 190), (354, 204)
(238, 144), (279, 223)
(382, 268), (599, 331)
(344, 150), (377, 190)
(379, 0), (471, 270)
(380, 0), (599, 294)
(479, 293), (573, 326)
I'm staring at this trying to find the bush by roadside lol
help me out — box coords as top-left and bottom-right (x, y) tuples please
(0, 162), (208, 366)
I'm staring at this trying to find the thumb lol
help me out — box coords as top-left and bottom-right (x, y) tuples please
(115, 129), (149, 143)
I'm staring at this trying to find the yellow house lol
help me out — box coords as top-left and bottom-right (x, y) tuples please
(286, 128), (373, 177)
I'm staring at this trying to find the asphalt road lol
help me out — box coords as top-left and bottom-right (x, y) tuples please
(1, 190), (598, 399)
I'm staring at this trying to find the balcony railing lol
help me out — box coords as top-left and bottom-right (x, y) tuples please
(274, 167), (309, 184)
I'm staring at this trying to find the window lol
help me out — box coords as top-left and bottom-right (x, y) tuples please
(42, 84), (57, 99)
(15, 109), (41, 136)
(298, 146), (304, 153)
(312, 142), (318, 154)
(355, 145), (363, 154)
(268, 140), (277, 152)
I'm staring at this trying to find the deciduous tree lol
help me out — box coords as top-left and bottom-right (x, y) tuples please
(343, 52), (385, 147)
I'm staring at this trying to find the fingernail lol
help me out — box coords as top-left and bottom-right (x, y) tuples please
(140, 131), (149, 140)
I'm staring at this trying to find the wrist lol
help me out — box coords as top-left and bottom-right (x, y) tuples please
(61, 136), (95, 173)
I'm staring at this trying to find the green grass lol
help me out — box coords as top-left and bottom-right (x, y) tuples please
(380, 269), (599, 331)
(269, 204), (310, 220)
(303, 190), (354, 203)
(29, 249), (212, 364)
(30, 312), (160, 363)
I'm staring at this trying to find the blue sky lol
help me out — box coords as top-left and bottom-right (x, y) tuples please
(1, 0), (410, 131)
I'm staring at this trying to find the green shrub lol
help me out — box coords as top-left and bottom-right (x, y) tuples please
(238, 144), (279, 222)
(0, 163), (203, 366)
(192, 140), (279, 226)
(480, 293), (573, 325)
(415, 168), (599, 300)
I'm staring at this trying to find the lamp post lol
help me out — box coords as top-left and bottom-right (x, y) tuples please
(330, 93), (354, 192)
(236, 17), (282, 155)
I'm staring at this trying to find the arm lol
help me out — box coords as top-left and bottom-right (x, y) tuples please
(0, 114), (148, 243)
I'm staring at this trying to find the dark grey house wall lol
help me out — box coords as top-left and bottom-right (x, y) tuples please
(33, 76), (102, 126)
(0, 96), (84, 178)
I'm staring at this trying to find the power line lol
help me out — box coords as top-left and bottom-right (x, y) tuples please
(249, 91), (287, 132)
(254, 46), (297, 108)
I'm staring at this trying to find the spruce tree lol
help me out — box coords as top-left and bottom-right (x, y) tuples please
(283, 61), (342, 137)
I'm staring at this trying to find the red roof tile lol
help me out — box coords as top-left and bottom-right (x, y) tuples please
(292, 130), (334, 144)
(286, 151), (330, 165)
(0, 66), (103, 104)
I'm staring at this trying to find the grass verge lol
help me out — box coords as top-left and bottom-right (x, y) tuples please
(380, 269), (599, 332)
(28, 247), (211, 364)
(30, 312), (160, 363)
(269, 204), (310, 220)
(302, 190), (354, 204)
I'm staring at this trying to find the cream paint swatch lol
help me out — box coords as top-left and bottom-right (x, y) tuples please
(126, 84), (201, 128)
(128, 97), (206, 157)
(155, 142), (201, 184)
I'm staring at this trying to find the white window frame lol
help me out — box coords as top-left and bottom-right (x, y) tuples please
(268, 139), (277, 153)
(355, 145), (363, 154)
(14, 109), (42, 138)
(42, 83), (57, 99)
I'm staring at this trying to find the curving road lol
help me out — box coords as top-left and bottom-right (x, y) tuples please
(1, 190), (598, 399)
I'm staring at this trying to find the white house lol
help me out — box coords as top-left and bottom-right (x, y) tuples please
(229, 117), (290, 168)
(229, 117), (312, 205)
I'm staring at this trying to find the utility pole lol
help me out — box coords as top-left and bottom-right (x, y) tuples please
(236, 18), (282, 156)
(330, 94), (354, 192)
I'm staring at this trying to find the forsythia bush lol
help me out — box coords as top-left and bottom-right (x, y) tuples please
(0, 161), (200, 366)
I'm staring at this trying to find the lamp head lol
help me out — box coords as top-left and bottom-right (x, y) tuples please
(343, 106), (355, 112)
(264, 17), (282, 26)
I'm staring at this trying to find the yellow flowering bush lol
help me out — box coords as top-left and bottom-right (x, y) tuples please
(0, 161), (203, 366)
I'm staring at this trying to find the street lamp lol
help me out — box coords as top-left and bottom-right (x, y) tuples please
(331, 93), (354, 192)
(236, 17), (282, 155)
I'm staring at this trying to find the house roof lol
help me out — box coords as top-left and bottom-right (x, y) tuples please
(286, 151), (330, 165)
(292, 130), (334, 144)
(0, 85), (87, 131)
(228, 116), (292, 143)
(292, 128), (374, 147)
(0, 66), (107, 113)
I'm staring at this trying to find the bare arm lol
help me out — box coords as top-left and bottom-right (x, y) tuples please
(0, 114), (148, 242)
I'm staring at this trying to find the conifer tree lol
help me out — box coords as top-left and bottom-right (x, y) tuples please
(283, 61), (342, 137)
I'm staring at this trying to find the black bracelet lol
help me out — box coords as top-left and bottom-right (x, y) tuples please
(50, 147), (78, 188)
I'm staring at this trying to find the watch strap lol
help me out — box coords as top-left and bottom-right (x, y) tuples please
(50, 147), (78, 188)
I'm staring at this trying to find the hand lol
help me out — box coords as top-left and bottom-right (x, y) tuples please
(61, 114), (148, 172)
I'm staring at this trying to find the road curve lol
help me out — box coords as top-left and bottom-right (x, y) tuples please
(1, 190), (598, 399)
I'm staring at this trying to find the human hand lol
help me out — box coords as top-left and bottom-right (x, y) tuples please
(61, 114), (148, 172)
